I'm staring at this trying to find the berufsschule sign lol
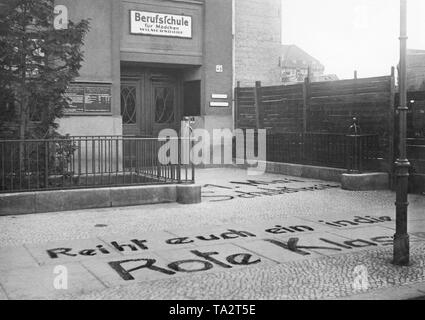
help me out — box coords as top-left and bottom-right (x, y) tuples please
(130, 10), (192, 38)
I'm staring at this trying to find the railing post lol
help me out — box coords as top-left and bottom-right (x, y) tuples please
(303, 75), (310, 134)
(177, 135), (182, 183)
(254, 81), (263, 130)
(347, 117), (362, 173)
(191, 130), (195, 183)
(235, 81), (240, 130)
(44, 140), (49, 189)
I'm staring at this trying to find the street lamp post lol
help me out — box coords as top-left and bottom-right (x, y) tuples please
(393, 0), (410, 266)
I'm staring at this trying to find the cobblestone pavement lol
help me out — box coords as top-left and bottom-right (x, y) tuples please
(57, 243), (425, 300)
(0, 168), (424, 300)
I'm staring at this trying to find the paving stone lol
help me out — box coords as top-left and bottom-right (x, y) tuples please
(1, 168), (425, 300)
(234, 238), (323, 263)
(165, 225), (260, 247)
(254, 232), (358, 259)
(253, 217), (335, 235)
(406, 220), (425, 239)
(342, 285), (425, 300)
(155, 243), (276, 274)
(299, 214), (394, 231)
(99, 230), (192, 253)
(0, 246), (39, 271)
(58, 243), (425, 300)
(331, 225), (425, 245)
(0, 285), (8, 300)
(0, 263), (105, 300)
(81, 252), (173, 287)
(25, 238), (120, 265)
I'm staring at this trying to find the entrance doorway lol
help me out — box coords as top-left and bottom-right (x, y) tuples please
(121, 68), (181, 137)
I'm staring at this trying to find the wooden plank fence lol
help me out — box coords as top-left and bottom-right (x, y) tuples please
(235, 71), (425, 193)
(235, 70), (396, 172)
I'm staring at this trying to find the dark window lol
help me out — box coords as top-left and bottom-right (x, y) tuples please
(183, 80), (201, 117)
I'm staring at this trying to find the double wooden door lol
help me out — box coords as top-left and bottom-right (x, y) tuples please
(121, 69), (180, 137)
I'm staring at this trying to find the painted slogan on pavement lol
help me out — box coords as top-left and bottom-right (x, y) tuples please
(41, 215), (397, 282)
(202, 178), (340, 202)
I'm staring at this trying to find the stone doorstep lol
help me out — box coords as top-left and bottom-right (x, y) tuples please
(0, 184), (201, 216)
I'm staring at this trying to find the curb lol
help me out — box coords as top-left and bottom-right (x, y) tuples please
(0, 184), (202, 216)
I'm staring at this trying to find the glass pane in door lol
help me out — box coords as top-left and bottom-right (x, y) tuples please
(154, 87), (175, 124)
(120, 85), (137, 124)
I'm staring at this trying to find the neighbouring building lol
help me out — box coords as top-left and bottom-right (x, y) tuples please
(280, 44), (338, 84)
(407, 49), (425, 91)
(55, 0), (282, 139)
(234, 0), (282, 86)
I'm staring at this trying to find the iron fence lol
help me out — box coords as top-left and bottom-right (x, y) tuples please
(237, 131), (382, 172)
(407, 137), (425, 174)
(0, 136), (194, 193)
(266, 132), (382, 171)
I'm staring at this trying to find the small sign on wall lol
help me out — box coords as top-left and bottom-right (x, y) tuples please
(65, 83), (112, 113)
(212, 94), (228, 99)
(216, 65), (223, 73)
(210, 101), (229, 107)
(130, 10), (192, 39)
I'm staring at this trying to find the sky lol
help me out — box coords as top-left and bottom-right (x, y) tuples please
(282, 0), (425, 79)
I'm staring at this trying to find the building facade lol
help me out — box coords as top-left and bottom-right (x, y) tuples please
(280, 44), (338, 85)
(234, 0), (282, 87)
(56, 0), (282, 139)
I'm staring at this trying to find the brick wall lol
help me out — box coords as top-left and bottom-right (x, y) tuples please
(235, 0), (282, 87)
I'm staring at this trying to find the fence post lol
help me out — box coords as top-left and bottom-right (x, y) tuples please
(254, 81), (263, 129)
(303, 75), (310, 134)
(44, 141), (49, 189)
(177, 135), (182, 183)
(302, 76), (311, 162)
(234, 81), (240, 129)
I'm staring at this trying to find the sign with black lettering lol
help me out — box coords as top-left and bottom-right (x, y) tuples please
(65, 85), (85, 112)
(65, 83), (111, 113)
(130, 10), (192, 38)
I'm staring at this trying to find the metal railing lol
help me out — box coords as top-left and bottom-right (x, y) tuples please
(346, 133), (381, 173)
(266, 132), (381, 172)
(0, 136), (194, 193)
(237, 130), (382, 172)
(407, 137), (425, 174)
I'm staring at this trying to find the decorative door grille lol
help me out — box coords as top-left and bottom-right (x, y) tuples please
(154, 87), (175, 124)
(120, 85), (137, 125)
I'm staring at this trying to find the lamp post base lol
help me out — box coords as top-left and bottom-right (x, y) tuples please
(393, 233), (410, 266)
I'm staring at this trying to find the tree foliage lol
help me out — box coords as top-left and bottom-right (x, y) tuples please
(0, 0), (89, 139)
